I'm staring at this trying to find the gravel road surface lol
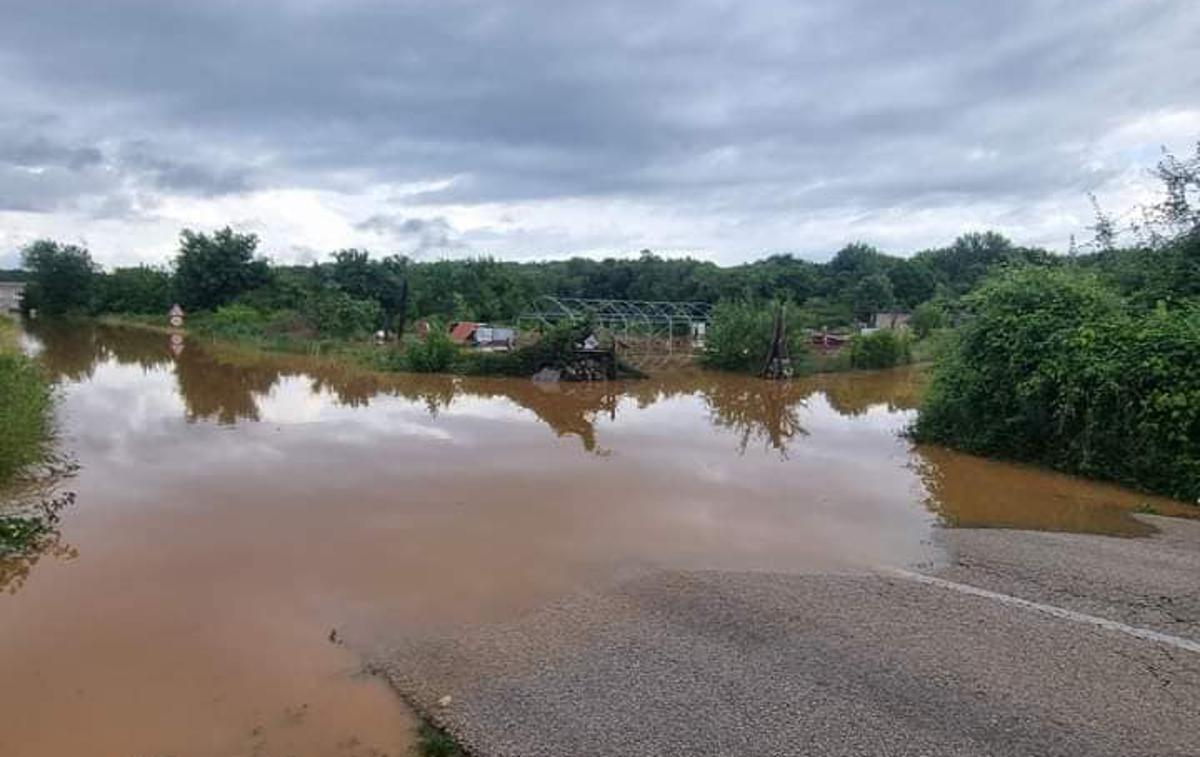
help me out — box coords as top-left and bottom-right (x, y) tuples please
(376, 517), (1200, 756)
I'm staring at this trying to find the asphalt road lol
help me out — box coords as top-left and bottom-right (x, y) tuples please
(376, 516), (1200, 756)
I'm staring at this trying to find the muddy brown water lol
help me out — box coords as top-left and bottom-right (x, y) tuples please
(1, 322), (1194, 757)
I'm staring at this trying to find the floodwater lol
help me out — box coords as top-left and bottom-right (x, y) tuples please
(1, 322), (1194, 757)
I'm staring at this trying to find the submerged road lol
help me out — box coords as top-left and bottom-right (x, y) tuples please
(377, 516), (1200, 756)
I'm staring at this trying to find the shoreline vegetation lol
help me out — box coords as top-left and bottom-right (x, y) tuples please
(0, 316), (53, 489)
(5, 141), (1198, 504)
(96, 310), (937, 379)
(0, 314), (71, 565)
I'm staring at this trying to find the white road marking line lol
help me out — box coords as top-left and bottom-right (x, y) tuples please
(885, 568), (1200, 655)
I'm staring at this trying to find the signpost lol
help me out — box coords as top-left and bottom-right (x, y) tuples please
(168, 304), (185, 356)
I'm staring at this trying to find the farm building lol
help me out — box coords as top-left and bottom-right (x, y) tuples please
(872, 311), (911, 330)
(448, 321), (516, 350)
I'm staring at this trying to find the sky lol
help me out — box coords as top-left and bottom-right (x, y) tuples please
(0, 0), (1198, 269)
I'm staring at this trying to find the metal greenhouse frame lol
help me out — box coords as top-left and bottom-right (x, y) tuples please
(518, 296), (713, 367)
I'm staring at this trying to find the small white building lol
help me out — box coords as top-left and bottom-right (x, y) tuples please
(873, 311), (911, 330)
(0, 282), (24, 312)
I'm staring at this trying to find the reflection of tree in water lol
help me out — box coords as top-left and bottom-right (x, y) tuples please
(310, 373), (380, 409)
(95, 325), (174, 371)
(816, 367), (926, 418)
(503, 381), (619, 453)
(384, 375), (459, 418)
(570, 372), (813, 455)
(701, 378), (810, 454)
(0, 470), (79, 595)
(174, 345), (281, 424)
(25, 320), (175, 382)
(31, 323), (919, 455)
(21, 320), (109, 382)
(0, 521), (78, 595)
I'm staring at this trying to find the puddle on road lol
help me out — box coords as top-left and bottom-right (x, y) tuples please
(915, 445), (1197, 536)
(2, 322), (1194, 757)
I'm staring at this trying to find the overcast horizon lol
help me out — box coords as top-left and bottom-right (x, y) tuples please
(1, 0), (1198, 269)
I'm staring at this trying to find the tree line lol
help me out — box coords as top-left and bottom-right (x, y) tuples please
(14, 225), (1059, 337)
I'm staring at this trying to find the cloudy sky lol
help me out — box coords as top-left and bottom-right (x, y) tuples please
(1, 0), (1197, 268)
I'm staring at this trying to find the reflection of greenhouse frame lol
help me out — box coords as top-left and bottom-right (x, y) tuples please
(519, 296), (713, 364)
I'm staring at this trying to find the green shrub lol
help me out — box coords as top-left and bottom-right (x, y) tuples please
(914, 267), (1200, 501)
(702, 301), (807, 373)
(910, 327), (954, 364)
(97, 266), (173, 314)
(304, 290), (382, 339)
(849, 329), (912, 369)
(416, 722), (466, 757)
(0, 319), (54, 488)
(909, 301), (947, 339)
(201, 304), (272, 340)
(404, 320), (459, 373)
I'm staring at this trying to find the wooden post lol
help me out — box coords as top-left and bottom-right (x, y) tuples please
(761, 303), (792, 380)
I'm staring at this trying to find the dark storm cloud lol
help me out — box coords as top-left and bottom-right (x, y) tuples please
(0, 136), (102, 172)
(356, 213), (466, 256)
(0, 0), (1197, 251)
(117, 141), (255, 196)
(0, 119), (256, 213)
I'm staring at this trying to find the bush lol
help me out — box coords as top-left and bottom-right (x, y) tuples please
(914, 267), (1200, 501)
(97, 266), (173, 314)
(702, 301), (807, 373)
(404, 319), (459, 373)
(0, 318), (54, 488)
(849, 329), (912, 369)
(909, 301), (947, 339)
(202, 304), (272, 340)
(304, 290), (382, 339)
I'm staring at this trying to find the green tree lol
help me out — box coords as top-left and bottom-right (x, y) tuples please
(173, 227), (270, 311)
(851, 273), (895, 324)
(909, 301), (946, 339)
(325, 250), (409, 329)
(304, 290), (382, 339)
(702, 300), (806, 373)
(914, 267), (1200, 501)
(20, 240), (99, 315)
(404, 318), (459, 373)
(887, 258), (937, 308)
(97, 266), (173, 314)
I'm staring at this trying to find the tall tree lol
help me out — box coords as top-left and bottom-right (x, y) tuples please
(173, 228), (270, 311)
(852, 273), (895, 324)
(20, 240), (98, 315)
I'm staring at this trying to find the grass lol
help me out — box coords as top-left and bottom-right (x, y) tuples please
(415, 721), (468, 757)
(0, 512), (53, 553)
(0, 314), (67, 563)
(0, 315), (67, 561)
(0, 316), (54, 489)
